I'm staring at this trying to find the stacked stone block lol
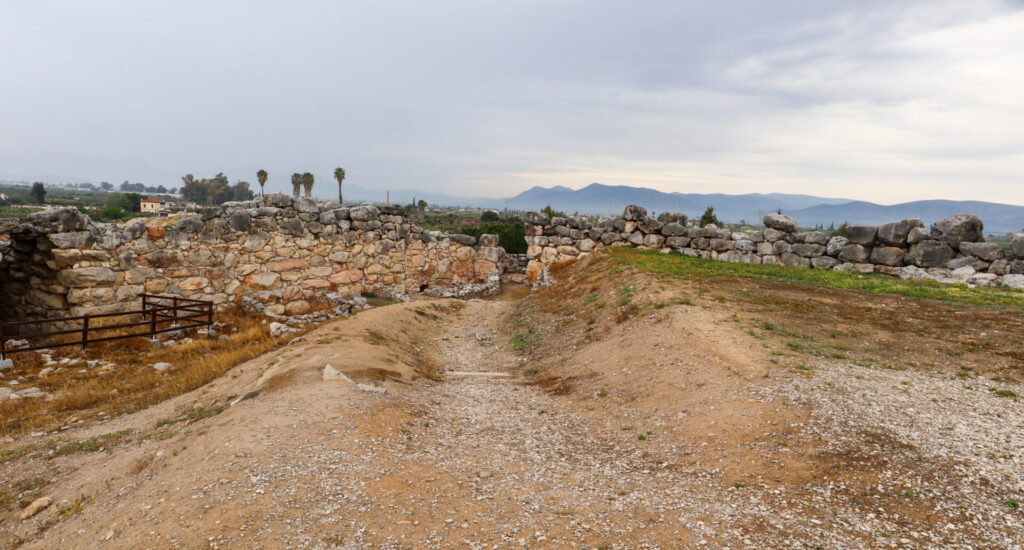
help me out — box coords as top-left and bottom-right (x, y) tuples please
(524, 206), (1024, 289)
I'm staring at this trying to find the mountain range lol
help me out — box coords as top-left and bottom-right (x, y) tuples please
(350, 182), (1023, 234)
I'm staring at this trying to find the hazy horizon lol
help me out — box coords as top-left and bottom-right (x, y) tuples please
(2, 1), (1022, 204)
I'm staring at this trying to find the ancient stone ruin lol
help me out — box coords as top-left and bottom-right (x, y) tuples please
(523, 206), (1024, 289)
(0, 194), (506, 327)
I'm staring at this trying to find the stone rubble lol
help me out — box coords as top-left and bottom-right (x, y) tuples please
(524, 206), (1024, 287)
(0, 196), (506, 323)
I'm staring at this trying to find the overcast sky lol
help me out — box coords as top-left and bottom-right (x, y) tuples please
(2, 0), (1022, 204)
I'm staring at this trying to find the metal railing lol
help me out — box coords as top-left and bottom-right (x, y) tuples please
(0, 294), (212, 358)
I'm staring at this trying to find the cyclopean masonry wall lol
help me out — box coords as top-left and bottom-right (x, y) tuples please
(0, 194), (505, 326)
(523, 205), (1024, 289)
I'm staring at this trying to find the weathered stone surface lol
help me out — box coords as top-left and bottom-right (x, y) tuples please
(931, 214), (983, 247)
(845, 226), (877, 246)
(907, 226), (929, 245)
(661, 222), (687, 236)
(478, 234), (499, 247)
(1002, 274), (1024, 289)
(228, 210), (251, 231)
(19, 496), (52, 520)
(870, 246), (906, 267)
(958, 241), (1003, 262)
(763, 214), (797, 233)
(907, 240), (954, 268)
(175, 215), (204, 233)
(791, 243), (825, 258)
(244, 272), (281, 288)
(328, 269), (363, 284)
(877, 218), (924, 246)
(811, 256), (839, 270)
(781, 252), (811, 267)
(657, 212), (687, 224)
(763, 228), (786, 242)
(268, 258), (309, 272)
(48, 231), (94, 249)
(622, 205), (647, 221)
(826, 236), (848, 256)
(138, 249), (184, 268)
(449, 234), (476, 246)
(58, 267), (116, 287)
(838, 244), (870, 263)
(524, 211), (549, 225)
(1011, 233), (1024, 260)
(323, 364), (354, 383)
(803, 231), (829, 246)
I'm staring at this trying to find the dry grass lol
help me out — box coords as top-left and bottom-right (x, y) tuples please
(0, 307), (303, 435)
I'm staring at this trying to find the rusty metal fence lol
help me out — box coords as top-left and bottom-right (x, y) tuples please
(0, 294), (212, 358)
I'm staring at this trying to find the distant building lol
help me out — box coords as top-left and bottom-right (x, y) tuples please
(140, 198), (165, 213)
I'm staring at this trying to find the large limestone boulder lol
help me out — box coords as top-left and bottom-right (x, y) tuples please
(931, 214), (983, 248)
(657, 212), (687, 224)
(57, 267), (116, 287)
(264, 193), (293, 208)
(175, 215), (204, 233)
(48, 231), (94, 249)
(28, 207), (89, 232)
(845, 225), (877, 246)
(958, 241), (1004, 262)
(622, 205), (648, 221)
(870, 246), (906, 267)
(524, 211), (549, 225)
(228, 210), (251, 231)
(349, 205), (380, 222)
(907, 240), (954, 267)
(762, 214), (797, 233)
(838, 244), (869, 263)
(825, 236), (848, 256)
(1003, 274), (1024, 289)
(1010, 233), (1024, 259)
(877, 218), (924, 246)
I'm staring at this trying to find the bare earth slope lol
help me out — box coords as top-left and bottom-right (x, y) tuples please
(1, 257), (1023, 548)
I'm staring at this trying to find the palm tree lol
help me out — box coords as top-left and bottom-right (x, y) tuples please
(334, 167), (346, 204)
(301, 172), (314, 198)
(256, 169), (267, 198)
(290, 173), (302, 197)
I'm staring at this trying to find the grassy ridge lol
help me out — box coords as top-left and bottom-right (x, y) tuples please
(608, 247), (1024, 308)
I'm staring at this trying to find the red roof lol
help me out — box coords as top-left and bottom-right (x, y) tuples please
(141, 198), (165, 203)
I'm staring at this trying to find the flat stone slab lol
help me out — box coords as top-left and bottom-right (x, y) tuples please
(446, 371), (515, 378)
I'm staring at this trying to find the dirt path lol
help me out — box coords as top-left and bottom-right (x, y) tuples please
(223, 300), (712, 548)
(4, 292), (1023, 549)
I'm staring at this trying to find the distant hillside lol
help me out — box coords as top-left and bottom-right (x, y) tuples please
(347, 182), (1024, 233)
(505, 183), (853, 223)
(788, 200), (1024, 234)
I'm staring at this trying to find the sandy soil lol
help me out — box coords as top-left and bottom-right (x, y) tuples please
(1, 266), (1022, 549)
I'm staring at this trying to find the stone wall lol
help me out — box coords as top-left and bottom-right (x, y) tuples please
(0, 194), (506, 326)
(523, 206), (1024, 289)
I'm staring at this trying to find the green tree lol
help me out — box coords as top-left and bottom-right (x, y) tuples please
(481, 210), (500, 222)
(104, 193), (142, 213)
(99, 181), (113, 191)
(30, 182), (46, 203)
(302, 172), (314, 198)
(232, 180), (254, 201)
(334, 167), (346, 203)
(291, 173), (302, 197)
(698, 205), (722, 227)
(541, 204), (565, 219)
(256, 169), (267, 198)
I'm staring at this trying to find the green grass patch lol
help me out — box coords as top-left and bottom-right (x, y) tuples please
(186, 405), (226, 422)
(607, 248), (1024, 308)
(53, 430), (133, 457)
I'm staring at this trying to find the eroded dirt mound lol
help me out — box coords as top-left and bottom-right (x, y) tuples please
(1, 254), (1021, 549)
